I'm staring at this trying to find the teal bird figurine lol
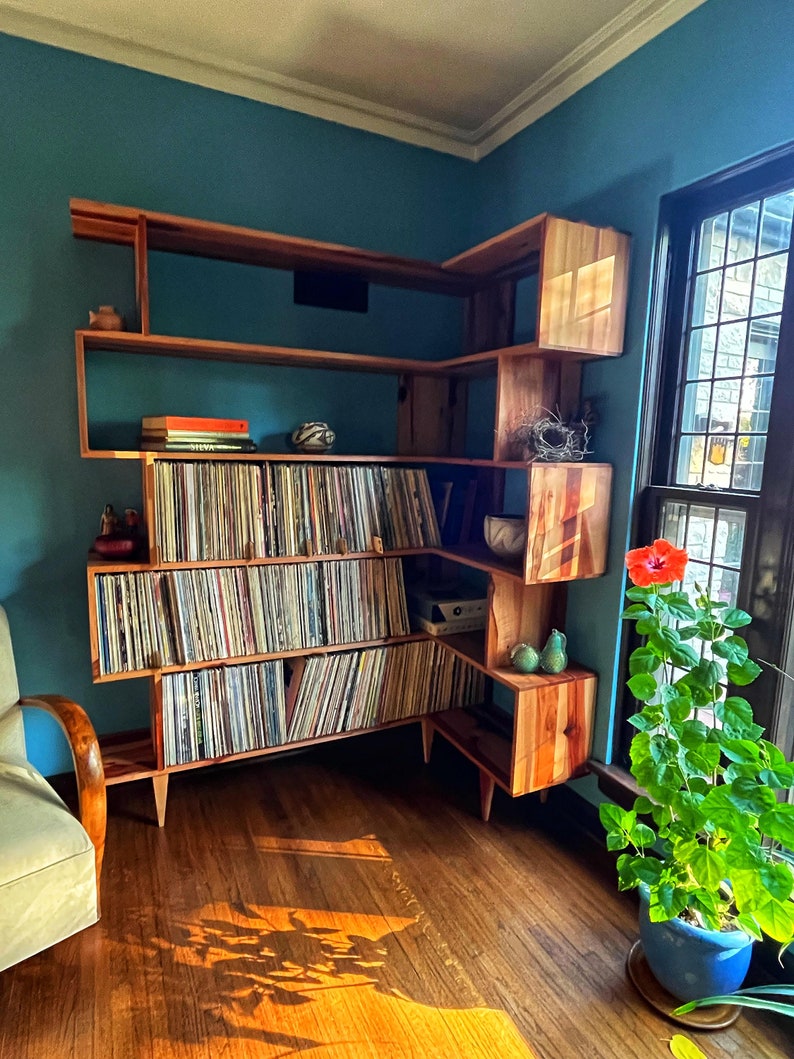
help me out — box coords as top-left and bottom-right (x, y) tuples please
(510, 642), (540, 674)
(540, 629), (568, 674)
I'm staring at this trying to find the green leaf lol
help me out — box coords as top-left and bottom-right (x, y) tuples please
(626, 585), (652, 602)
(621, 603), (651, 618)
(633, 795), (654, 815)
(759, 804), (794, 848)
(713, 635), (749, 665)
(629, 646), (662, 675)
(715, 696), (755, 736)
(729, 778), (777, 816)
(627, 711), (656, 732)
(649, 627), (682, 655)
(689, 845), (726, 889)
(759, 862), (794, 902)
(627, 673), (657, 702)
(670, 643), (701, 668)
(662, 593), (697, 621)
(651, 883), (688, 921)
(679, 718), (709, 749)
(759, 740), (794, 788)
(635, 615), (660, 635)
(669, 1033), (708, 1058)
(676, 624), (701, 640)
(727, 658), (762, 686)
(631, 857), (663, 885)
(630, 822), (656, 848)
(722, 607), (752, 629)
(674, 995), (794, 1019)
(753, 898), (794, 943)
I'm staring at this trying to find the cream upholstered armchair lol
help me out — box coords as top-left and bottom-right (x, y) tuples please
(0, 606), (106, 971)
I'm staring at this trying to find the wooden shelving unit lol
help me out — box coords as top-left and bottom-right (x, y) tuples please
(72, 198), (630, 824)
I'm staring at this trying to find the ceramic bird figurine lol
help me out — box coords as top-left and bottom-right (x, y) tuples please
(540, 629), (568, 673)
(510, 642), (540, 674)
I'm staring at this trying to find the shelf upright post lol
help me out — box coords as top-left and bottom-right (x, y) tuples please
(134, 213), (150, 335)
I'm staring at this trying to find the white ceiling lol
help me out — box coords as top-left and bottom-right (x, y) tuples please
(1, 0), (704, 160)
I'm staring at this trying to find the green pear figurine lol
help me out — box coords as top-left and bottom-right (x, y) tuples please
(540, 629), (568, 673)
(510, 642), (540, 674)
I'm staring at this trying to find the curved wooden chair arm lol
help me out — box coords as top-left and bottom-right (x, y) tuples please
(19, 695), (107, 892)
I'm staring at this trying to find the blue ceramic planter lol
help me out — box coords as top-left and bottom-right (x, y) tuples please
(638, 885), (753, 1002)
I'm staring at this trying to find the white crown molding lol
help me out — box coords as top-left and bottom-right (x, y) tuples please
(0, 0), (705, 163)
(470, 0), (708, 160)
(0, 5), (478, 159)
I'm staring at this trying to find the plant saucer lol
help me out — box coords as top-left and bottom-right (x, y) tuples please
(626, 940), (741, 1030)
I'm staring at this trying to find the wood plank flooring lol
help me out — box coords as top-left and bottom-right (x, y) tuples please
(1, 727), (791, 1059)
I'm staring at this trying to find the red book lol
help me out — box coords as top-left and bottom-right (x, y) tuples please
(141, 415), (248, 433)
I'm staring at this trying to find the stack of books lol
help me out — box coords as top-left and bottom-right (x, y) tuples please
(407, 584), (487, 636)
(140, 415), (257, 453)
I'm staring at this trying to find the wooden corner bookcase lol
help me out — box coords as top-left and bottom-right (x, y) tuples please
(71, 198), (630, 824)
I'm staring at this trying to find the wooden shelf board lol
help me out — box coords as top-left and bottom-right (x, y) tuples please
(77, 333), (619, 412)
(442, 214), (547, 276)
(99, 730), (159, 784)
(434, 543), (526, 583)
(80, 448), (526, 468)
(488, 661), (596, 693)
(435, 630), (486, 669)
(93, 633), (430, 683)
(87, 547), (428, 573)
(70, 199), (474, 296)
(430, 708), (512, 790)
(100, 715), (424, 784)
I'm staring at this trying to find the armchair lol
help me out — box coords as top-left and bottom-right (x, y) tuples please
(0, 606), (106, 972)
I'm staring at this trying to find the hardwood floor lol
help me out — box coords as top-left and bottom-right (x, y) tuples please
(1, 727), (791, 1059)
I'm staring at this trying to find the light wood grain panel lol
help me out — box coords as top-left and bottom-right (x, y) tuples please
(396, 373), (467, 456)
(493, 355), (581, 460)
(538, 216), (630, 356)
(485, 577), (564, 669)
(524, 463), (612, 583)
(511, 670), (596, 794)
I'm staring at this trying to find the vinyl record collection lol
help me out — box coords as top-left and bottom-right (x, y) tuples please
(152, 461), (441, 562)
(162, 660), (286, 766)
(94, 558), (409, 675)
(160, 640), (485, 766)
(287, 640), (486, 743)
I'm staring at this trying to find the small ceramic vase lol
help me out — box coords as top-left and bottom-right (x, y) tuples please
(88, 305), (125, 331)
(291, 421), (335, 453)
(510, 643), (540, 674)
(540, 629), (568, 673)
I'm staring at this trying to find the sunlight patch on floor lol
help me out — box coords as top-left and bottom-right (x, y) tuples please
(141, 903), (537, 1058)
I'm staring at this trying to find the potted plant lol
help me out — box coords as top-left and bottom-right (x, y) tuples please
(600, 539), (794, 1002)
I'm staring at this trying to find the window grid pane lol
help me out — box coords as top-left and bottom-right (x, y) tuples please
(676, 192), (789, 491)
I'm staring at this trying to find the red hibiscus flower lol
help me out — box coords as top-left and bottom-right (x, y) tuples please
(625, 539), (688, 587)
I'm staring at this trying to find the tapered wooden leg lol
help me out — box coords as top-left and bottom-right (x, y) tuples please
(479, 771), (495, 822)
(538, 788), (549, 805)
(421, 717), (434, 764)
(152, 773), (169, 828)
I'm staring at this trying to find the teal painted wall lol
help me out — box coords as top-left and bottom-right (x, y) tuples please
(4, 0), (794, 778)
(0, 32), (475, 774)
(473, 0), (794, 762)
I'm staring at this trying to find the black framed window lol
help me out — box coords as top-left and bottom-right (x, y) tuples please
(619, 144), (794, 766)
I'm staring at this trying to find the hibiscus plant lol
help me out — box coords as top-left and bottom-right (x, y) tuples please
(600, 538), (794, 946)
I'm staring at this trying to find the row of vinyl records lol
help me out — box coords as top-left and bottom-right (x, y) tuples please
(152, 461), (441, 562)
(94, 558), (409, 675)
(161, 641), (486, 766)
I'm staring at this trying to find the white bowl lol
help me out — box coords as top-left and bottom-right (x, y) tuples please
(483, 514), (526, 560)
